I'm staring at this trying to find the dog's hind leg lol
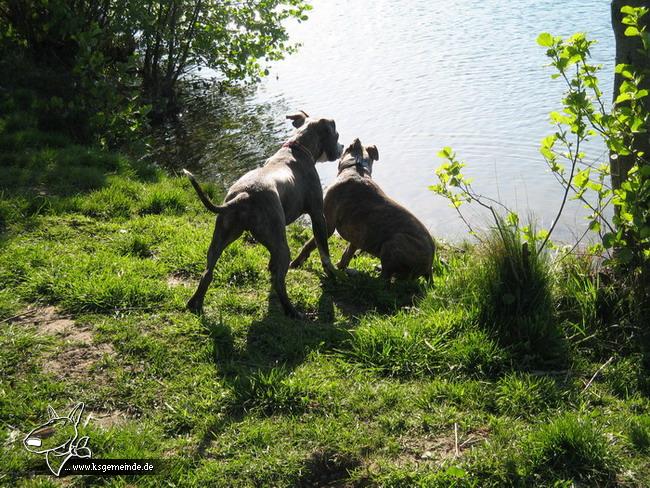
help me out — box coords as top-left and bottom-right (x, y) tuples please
(268, 237), (300, 318)
(337, 243), (358, 270)
(378, 236), (411, 281)
(251, 212), (301, 319)
(310, 212), (337, 278)
(290, 238), (317, 269)
(261, 235), (300, 318)
(187, 214), (243, 314)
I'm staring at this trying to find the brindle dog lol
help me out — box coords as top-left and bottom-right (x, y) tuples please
(291, 138), (435, 281)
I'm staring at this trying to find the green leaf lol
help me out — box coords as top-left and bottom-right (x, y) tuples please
(437, 147), (453, 159)
(631, 116), (645, 132)
(586, 180), (603, 192)
(617, 247), (634, 264)
(621, 5), (636, 14)
(573, 168), (591, 188)
(625, 26), (640, 37)
(506, 212), (520, 227)
(616, 92), (632, 104)
(602, 232), (617, 249)
(615, 63), (635, 79)
(445, 466), (467, 478)
(537, 32), (554, 47)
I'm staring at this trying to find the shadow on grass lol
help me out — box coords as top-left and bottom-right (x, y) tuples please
(194, 273), (427, 457)
(321, 269), (427, 319)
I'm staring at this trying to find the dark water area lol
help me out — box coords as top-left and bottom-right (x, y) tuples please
(149, 83), (289, 191)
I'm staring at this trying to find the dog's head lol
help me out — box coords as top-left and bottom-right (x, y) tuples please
(23, 404), (83, 454)
(338, 138), (379, 176)
(286, 111), (343, 162)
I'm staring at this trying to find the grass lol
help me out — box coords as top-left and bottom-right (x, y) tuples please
(1, 93), (649, 487)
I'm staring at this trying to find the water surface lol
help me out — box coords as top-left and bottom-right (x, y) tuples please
(255, 0), (615, 241)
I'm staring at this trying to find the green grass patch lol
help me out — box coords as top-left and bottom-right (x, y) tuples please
(1, 98), (648, 487)
(523, 413), (620, 485)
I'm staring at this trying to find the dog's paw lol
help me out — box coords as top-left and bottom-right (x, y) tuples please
(322, 261), (339, 279)
(186, 300), (203, 315)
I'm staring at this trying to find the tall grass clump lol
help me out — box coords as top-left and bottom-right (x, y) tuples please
(236, 367), (310, 415)
(628, 415), (650, 454)
(554, 254), (600, 331)
(495, 372), (560, 417)
(474, 217), (561, 361)
(523, 413), (620, 485)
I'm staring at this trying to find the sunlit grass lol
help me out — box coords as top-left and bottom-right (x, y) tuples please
(1, 102), (649, 487)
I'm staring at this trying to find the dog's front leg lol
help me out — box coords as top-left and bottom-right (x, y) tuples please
(310, 213), (337, 278)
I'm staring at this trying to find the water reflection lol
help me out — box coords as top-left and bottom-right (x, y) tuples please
(150, 83), (289, 190)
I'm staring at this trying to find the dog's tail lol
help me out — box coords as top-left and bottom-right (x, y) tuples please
(183, 169), (248, 214)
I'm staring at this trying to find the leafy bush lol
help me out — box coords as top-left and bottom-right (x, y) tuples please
(537, 7), (649, 271)
(0, 0), (312, 139)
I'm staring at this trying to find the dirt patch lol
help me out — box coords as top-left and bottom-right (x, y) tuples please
(12, 306), (98, 345)
(11, 305), (76, 336)
(45, 342), (115, 382)
(85, 410), (129, 430)
(398, 428), (489, 465)
(12, 306), (117, 383)
(297, 449), (361, 487)
(167, 274), (193, 288)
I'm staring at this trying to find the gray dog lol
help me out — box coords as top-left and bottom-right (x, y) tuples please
(184, 111), (343, 318)
(291, 138), (436, 280)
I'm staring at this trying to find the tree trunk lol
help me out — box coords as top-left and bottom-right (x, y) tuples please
(610, 0), (650, 191)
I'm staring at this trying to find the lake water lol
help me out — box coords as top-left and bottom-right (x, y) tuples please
(254, 0), (615, 242)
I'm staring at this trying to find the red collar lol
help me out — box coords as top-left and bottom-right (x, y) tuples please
(282, 140), (315, 161)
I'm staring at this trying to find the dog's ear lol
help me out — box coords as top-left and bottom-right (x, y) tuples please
(68, 403), (84, 425)
(351, 138), (362, 151)
(47, 406), (58, 419)
(366, 145), (379, 161)
(286, 111), (309, 128)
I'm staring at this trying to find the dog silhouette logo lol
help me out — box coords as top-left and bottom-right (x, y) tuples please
(23, 402), (92, 476)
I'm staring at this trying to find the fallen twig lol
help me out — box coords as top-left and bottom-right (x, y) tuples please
(581, 356), (614, 394)
(454, 423), (459, 457)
